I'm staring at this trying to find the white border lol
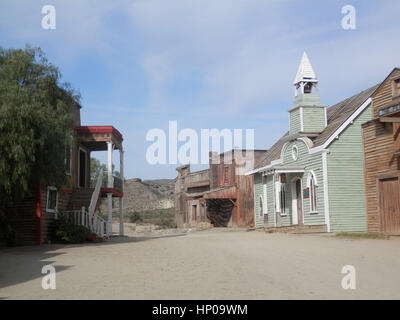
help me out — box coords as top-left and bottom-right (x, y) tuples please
(46, 186), (58, 213)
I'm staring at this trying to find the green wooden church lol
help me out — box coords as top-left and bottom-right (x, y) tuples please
(248, 52), (378, 232)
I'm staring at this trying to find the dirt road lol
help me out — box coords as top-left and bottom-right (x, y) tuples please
(1, 227), (399, 299)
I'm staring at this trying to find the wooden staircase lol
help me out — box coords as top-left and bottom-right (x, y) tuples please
(62, 171), (108, 238)
(68, 188), (95, 211)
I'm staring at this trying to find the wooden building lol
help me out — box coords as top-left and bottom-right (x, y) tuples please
(2, 102), (125, 245)
(174, 165), (210, 227)
(249, 52), (379, 233)
(362, 68), (400, 234)
(174, 150), (266, 228)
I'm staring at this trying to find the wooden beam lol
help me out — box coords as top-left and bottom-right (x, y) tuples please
(228, 199), (237, 207)
(379, 117), (400, 123)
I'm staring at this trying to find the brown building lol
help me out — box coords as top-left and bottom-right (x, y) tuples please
(174, 149), (266, 228)
(362, 68), (400, 234)
(175, 165), (210, 227)
(2, 102), (125, 245)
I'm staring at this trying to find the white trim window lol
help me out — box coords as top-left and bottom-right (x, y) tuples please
(274, 176), (287, 215)
(46, 186), (58, 213)
(280, 183), (287, 215)
(292, 145), (299, 161)
(259, 196), (263, 217)
(308, 171), (318, 213)
(262, 175), (268, 214)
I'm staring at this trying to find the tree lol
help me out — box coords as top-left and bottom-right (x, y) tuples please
(0, 45), (80, 209)
(90, 157), (122, 187)
(90, 157), (107, 187)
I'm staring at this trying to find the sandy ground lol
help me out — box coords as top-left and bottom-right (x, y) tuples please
(0, 225), (400, 300)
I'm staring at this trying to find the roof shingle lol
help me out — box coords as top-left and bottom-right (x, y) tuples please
(254, 84), (379, 170)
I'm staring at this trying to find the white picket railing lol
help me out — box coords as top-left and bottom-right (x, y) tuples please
(61, 207), (107, 238)
(58, 171), (108, 239)
(89, 170), (103, 219)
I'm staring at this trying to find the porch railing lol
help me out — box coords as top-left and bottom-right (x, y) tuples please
(89, 170), (103, 218)
(102, 171), (123, 193)
(60, 208), (107, 238)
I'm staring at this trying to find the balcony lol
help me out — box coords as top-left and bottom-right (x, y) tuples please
(101, 171), (123, 195)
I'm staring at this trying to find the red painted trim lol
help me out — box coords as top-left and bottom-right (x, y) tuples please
(60, 188), (73, 194)
(100, 188), (123, 198)
(74, 126), (123, 142)
(35, 182), (42, 245)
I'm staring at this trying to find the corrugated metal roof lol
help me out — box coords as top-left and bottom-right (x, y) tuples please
(254, 84), (379, 171)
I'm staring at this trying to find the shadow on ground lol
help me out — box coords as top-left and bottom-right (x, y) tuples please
(0, 232), (186, 290)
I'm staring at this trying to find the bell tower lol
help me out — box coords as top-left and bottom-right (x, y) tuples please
(289, 52), (327, 134)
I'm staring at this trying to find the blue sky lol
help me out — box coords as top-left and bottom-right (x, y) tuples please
(0, 0), (399, 179)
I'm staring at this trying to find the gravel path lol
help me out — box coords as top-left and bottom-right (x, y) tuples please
(1, 227), (400, 299)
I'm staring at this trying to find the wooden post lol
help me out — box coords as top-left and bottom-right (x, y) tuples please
(119, 149), (124, 236)
(107, 141), (113, 237)
(107, 193), (112, 236)
(107, 141), (113, 188)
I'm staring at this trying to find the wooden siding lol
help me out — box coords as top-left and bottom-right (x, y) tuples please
(2, 196), (37, 246)
(362, 120), (399, 232)
(282, 140), (325, 226)
(362, 69), (400, 233)
(235, 168), (255, 228)
(289, 108), (301, 134)
(327, 104), (372, 232)
(302, 106), (326, 133)
(254, 139), (325, 229)
(372, 69), (400, 118)
(253, 173), (264, 228)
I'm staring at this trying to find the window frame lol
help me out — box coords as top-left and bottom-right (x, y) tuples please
(280, 183), (287, 215)
(223, 166), (230, 185)
(259, 195), (264, 217)
(308, 171), (318, 213)
(46, 186), (58, 213)
(262, 175), (268, 214)
(292, 145), (299, 161)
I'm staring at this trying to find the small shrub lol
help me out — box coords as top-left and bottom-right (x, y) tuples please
(157, 218), (177, 229)
(129, 212), (142, 223)
(50, 214), (91, 244)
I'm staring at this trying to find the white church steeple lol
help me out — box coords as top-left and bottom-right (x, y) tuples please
(294, 52), (318, 97)
(289, 52), (327, 134)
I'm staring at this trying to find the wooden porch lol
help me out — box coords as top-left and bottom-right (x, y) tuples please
(74, 125), (125, 236)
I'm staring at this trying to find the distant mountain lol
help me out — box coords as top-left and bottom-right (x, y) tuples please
(99, 178), (175, 215)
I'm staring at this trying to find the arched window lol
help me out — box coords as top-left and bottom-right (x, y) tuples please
(308, 171), (318, 212)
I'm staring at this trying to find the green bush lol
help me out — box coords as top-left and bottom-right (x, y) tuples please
(50, 214), (91, 244)
(157, 218), (177, 229)
(129, 212), (142, 223)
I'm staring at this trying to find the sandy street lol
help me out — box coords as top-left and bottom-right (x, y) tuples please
(0, 226), (400, 300)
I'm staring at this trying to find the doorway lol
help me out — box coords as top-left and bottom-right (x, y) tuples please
(78, 148), (87, 188)
(192, 205), (197, 222)
(379, 177), (400, 234)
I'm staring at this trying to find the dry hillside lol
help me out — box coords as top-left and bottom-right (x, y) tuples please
(98, 178), (175, 221)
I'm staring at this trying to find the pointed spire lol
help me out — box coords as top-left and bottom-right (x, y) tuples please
(293, 52), (317, 85)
